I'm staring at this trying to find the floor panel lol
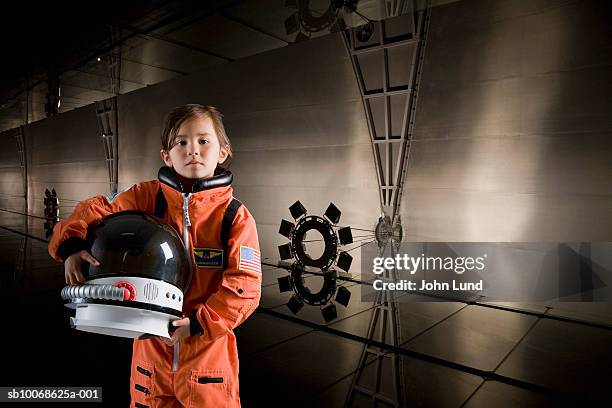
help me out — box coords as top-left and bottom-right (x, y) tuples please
(404, 306), (538, 371)
(497, 318), (612, 402)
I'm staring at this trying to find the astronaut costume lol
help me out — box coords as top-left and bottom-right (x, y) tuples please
(49, 167), (261, 408)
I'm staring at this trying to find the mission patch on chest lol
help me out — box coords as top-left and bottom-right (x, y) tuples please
(194, 248), (224, 268)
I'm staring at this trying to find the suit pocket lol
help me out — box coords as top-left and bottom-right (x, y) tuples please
(223, 275), (260, 299)
(189, 369), (229, 408)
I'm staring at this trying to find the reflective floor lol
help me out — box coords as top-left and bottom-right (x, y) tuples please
(1, 213), (612, 407)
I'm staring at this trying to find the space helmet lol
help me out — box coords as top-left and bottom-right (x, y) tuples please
(61, 211), (192, 339)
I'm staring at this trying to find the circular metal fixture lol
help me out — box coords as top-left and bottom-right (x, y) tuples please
(277, 201), (356, 321)
(278, 262), (351, 322)
(278, 201), (354, 273)
(291, 215), (338, 270)
(356, 21), (375, 42)
(296, 0), (340, 33)
(375, 216), (392, 246)
(375, 215), (403, 250)
(290, 264), (337, 306)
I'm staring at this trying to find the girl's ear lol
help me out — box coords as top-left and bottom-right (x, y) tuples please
(160, 149), (172, 166)
(218, 146), (229, 164)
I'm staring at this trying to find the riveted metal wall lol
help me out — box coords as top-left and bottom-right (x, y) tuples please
(24, 105), (107, 234)
(0, 128), (26, 231)
(116, 32), (380, 266)
(402, 0), (612, 241)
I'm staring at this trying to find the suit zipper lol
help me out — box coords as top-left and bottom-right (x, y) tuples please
(173, 193), (191, 372)
(182, 192), (191, 246)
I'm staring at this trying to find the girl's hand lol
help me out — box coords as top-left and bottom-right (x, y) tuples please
(162, 318), (191, 346)
(64, 250), (99, 285)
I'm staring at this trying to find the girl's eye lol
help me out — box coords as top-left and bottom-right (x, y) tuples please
(199, 139), (209, 144)
(176, 140), (187, 146)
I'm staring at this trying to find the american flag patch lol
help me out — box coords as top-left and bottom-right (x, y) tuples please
(239, 246), (261, 274)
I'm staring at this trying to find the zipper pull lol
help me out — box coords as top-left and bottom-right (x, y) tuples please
(183, 193), (191, 227)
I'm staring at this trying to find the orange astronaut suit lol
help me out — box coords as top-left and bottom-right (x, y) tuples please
(49, 170), (261, 408)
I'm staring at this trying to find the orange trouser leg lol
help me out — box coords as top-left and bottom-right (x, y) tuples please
(131, 336), (240, 407)
(131, 338), (184, 408)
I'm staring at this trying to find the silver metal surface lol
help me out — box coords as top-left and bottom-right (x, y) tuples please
(401, 0), (612, 241)
(329, 297), (465, 340)
(23, 104), (107, 218)
(59, 85), (113, 105)
(234, 312), (312, 356)
(313, 354), (483, 407)
(60, 70), (144, 96)
(405, 305), (537, 371)
(121, 37), (226, 74)
(231, 147), (378, 264)
(166, 15), (287, 60)
(0, 128), (26, 214)
(497, 318), (612, 401)
(120, 59), (182, 86)
(463, 381), (560, 407)
(225, 0), (303, 44)
(241, 330), (365, 400)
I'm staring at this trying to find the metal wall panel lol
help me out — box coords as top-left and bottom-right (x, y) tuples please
(405, 135), (612, 196)
(402, 0), (612, 241)
(166, 15), (287, 60)
(117, 32), (364, 184)
(231, 145), (375, 193)
(225, 101), (369, 151)
(25, 105), (107, 219)
(59, 85), (113, 105)
(231, 144), (377, 262)
(61, 70), (144, 95)
(225, 0), (299, 43)
(0, 129), (25, 231)
(430, 0), (578, 30)
(120, 60), (181, 86)
(121, 37), (226, 74)
(403, 188), (612, 241)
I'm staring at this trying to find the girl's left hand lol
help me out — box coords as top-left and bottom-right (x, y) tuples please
(163, 318), (191, 346)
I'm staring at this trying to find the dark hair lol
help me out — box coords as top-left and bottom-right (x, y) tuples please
(161, 104), (233, 167)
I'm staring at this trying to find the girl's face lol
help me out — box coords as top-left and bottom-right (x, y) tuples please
(160, 115), (228, 180)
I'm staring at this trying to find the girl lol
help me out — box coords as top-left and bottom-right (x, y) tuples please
(49, 104), (261, 408)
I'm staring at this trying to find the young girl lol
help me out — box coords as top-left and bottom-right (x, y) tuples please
(49, 104), (261, 408)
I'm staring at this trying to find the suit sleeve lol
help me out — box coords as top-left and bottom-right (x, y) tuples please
(192, 207), (262, 342)
(48, 182), (157, 262)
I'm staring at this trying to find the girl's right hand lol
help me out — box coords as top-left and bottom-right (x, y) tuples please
(64, 250), (100, 285)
